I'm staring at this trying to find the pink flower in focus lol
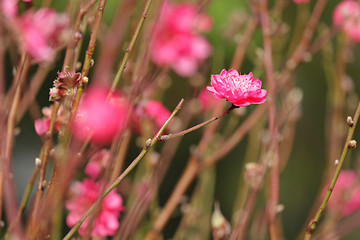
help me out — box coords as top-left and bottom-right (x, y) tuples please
(85, 149), (111, 179)
(324, 170), (360, 217)
(73, 87), (129, 145)
(207, 69), (267, 107)
(293, 0), (310, 3)
(150, 1), (212, 77)
(65, 178), (124, 237)
(17, 8), (70, 62)
(333, 1), (360, 42)
(199, 87), (222, 113)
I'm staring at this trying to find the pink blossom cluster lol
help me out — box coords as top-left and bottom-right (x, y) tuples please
(207, 69), (267, 107)
(1, 0), (69, 62)
(150, 1), (212, 77)
(65, 178), (124, 237)
(324, 170), (360, 217)
(66, 148), (123, 237)
(333, 0), (360, 42)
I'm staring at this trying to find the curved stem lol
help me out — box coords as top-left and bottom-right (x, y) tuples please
(304, 101), (360, 239)
(160, 104), (237, 141)
(63, 99), (184, 240)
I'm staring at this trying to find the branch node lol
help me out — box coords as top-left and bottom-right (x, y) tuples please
(145, 138), (152, 149)
(348, 140), (357, 149)
(347, 116), (354, 127)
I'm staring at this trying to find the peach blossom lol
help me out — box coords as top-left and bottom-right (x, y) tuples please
(72, 87), (129, 145)
(65, 178), (124, 237)
(150, 1), (211, 77)
(325, 170), (360, 217)
(333, 0), (360, 42)
(18, 8), (69, 62)
(207, 69), (267, 107)
(84, 149), (111, 179)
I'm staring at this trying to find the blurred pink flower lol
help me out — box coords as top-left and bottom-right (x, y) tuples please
(17, 8), (70, 62)
(325, 170), (360, 217)
(199, 87), (222, 113)
(150, 1), (212, 77)
(293, 0), (310, 3)
(133, 100), (171, 135)
(65, 178), (124, 237)
(85, 149), (111, 179)
(144, 100), (171, 128)
(34, 118), (50, 136)
(207, 69), (267, 107)
(1, 0), (17, 18)
(333, 0), (360, 42)
(72, 87), (129, 145)
(34, 105), (67, 135)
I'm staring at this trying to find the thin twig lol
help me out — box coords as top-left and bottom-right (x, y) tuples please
(110, 0), (153, 93)
(230, 15), (258, 70)
(202, 103), (268, 169)
(16, 64), (51, 122)
(1, 54), (30, 237)
(304, 101), (360, 239)
(279, 0), (328, 84)
(160, 104), (237, 141)
(144, 102), (224, 240)
(70, 0), (108, 118)
(144, 104), (266, 240)
(257, 0), (281, 238)
(62, 0), (97, 72)
(30, 102), (60, 229)
(63, 98), (184, 240)
(3, 164), (39, 239)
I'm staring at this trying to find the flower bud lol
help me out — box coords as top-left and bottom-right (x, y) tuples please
(145, 138), (152, 148)
(244, 162), (263, 189)
(211, 202), (231, 240)
(347, 116), (354, 127)
(35, 157), (42, 167)
(348, 140), (357, 149)
(41, 180), (47, 191)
